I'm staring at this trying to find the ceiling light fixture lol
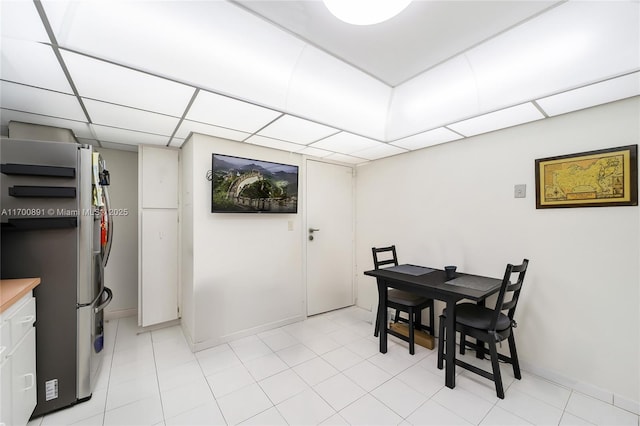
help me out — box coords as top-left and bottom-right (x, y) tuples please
(323, 0), (411, 26)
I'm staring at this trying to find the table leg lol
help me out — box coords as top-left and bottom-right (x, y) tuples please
(377, 280), (388, 353)
(445, 300), (456, 388)
(475, 300), (486, 359)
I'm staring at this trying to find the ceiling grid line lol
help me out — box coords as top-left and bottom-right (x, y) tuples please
(0, 0), (637, 162)
(32, 0), (96, 139)
(167, 88), (201, 147)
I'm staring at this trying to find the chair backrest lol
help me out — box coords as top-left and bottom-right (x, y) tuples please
(490, 259), (529, 331)
(372, 246), (398, 270)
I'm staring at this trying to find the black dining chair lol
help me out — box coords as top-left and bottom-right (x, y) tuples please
(372, 245), (434, 355)
(437, 259), (529, 399)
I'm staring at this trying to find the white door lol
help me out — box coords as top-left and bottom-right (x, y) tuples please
(306, 160), (354, 316)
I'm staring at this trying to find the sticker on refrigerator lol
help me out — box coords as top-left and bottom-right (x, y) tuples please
(45, 379), (59, 401)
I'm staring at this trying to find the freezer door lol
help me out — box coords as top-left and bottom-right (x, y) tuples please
(77, 256), (112, 399)
(77, 146), (96, 305)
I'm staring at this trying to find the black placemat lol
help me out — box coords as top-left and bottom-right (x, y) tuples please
(382, 264), (435, 276)
(445, 275), (501, 291)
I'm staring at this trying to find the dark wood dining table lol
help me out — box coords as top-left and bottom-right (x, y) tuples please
(364, 264), (502, 389)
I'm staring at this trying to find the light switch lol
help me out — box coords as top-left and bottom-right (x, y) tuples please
(514, 184), (526, 198)
(288, 220), (294, 231)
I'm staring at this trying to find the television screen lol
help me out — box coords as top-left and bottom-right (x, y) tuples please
(211, 154), (299, 213)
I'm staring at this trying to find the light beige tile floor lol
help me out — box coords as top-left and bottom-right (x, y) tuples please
(28, 307), (639, 426)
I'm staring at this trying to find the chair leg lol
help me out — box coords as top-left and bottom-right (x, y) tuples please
(428, 300), (435, 335)
(415, 310), (422, 331)
(374, 314), (380, 337)
(408, 308), (415, 355)
(488, 340), (505, 399)
(394, 309), (401, 323)
(508, 333), (521, 380)
(437, 315), (445, 369)
(460, 332), (466, 355)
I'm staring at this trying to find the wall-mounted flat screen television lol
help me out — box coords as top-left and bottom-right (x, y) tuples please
(211, 154), (299, 213)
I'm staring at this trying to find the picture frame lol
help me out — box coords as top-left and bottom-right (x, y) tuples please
(535, 145), (638, 209)
(211, 153), (299, 213)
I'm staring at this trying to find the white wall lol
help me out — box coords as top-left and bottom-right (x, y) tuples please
(98, 148), (138, 318)
(356, 97), (639, 409)
(181, 134), (305, 350)
(180, 138), (195, 344)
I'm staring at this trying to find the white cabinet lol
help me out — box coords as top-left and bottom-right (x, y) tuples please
(138, 145), (180, 327)
(0, 294), (37, 426)
(140, 209), (179, 325)
(0, 356), (12, 426)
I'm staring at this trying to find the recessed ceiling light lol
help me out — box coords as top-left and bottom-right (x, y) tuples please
(322, 0), (411, 25)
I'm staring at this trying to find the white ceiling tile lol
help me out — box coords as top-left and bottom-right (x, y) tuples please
(391, 128), (463, 150)
(286, 45), (391, 140)
(257, 114), (338, 144)
(1, 39), (72, 93)
(0, 81), (86, 121)
(0, 109), (93, 139)
(0, 1), (49, 42)
(61, 50), (194, 117)
(175, 119), (251, 142)
(448, 103), (545, 137)
(386, 55), (479, 140)
(353, 143), (406, 161)
(187, 91), (281, 133)
(323, 153), (368, 165)
(246, 135), (306, 152)
(298, 146), (333, 158)
(237, 1), (558, 86)
(42, 0), (304, 109)
(309, 132), (381, 154)
(468, 1), (640, 112)
(536, 73), (640, 117)
(83, 99), (179, 136)
(92, 124), (168, 147)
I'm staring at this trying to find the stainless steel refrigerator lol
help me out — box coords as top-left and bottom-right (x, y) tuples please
(0, 138), (113, 417)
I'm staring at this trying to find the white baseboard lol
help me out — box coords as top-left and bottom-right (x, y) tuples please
(138, 318), (181, 333)
(614, 394), (640, 416)
(187, 314), (306, 353)
(520, 360), (639, 415)
(105, 308), (136, 320)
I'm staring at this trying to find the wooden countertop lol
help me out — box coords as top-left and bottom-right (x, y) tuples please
(0, 278), (41, 314)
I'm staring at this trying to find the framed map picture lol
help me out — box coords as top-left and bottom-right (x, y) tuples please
(535, 145), (638, 209)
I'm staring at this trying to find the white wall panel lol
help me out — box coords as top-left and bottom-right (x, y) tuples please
(186, 134), (304, 349)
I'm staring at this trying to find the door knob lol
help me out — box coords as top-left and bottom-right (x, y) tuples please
(309, 228), (320, 233)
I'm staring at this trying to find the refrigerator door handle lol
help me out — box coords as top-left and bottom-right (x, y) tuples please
(94, 287), (113, 314)
(77, 290), (102, 308)
(103, 185), (113, 267)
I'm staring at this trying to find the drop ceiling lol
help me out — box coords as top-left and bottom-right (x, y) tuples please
(1, 0), (639, 165)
